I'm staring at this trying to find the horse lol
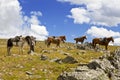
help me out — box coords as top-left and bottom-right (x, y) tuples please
(45, 36), (61, 47)
(57, 36), (66, 43)
(7, 35), (36, 56)
(92, 37), (114, 50)
(74, 36), (87, 44)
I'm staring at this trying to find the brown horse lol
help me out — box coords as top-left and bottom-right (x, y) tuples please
(55, 35), (66, 43)
(45, 37), (61, 47)
(74, 36), (87, 44)
(92, 37), (114, 50)
(7, 35), (36, 56)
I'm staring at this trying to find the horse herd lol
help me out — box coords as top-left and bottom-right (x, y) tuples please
(6, 35), (114, 56)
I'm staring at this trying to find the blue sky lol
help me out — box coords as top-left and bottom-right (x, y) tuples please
(0, 0), (120, 45)
(19, 0), (89, 42)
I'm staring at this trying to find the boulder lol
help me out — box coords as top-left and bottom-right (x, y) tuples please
(62, 56), (78, 64)
(57, 68), (109, 80)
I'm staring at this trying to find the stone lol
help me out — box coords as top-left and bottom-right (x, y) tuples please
(62, 56), (78, 64)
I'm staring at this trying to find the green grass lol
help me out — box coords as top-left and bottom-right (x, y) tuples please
(0, 39), (119, 80)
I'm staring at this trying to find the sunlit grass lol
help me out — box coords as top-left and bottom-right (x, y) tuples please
(0, 39), (119, 80)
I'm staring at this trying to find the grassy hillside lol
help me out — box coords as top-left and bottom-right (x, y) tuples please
(0, 39), (119, 80)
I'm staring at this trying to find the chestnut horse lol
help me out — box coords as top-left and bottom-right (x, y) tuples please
(7, 35), (36, 56)
(74, 36), (87, 44)
(92, 37), (114, 50)
(45, 36), (61, 47)
(57, 36), (66, 43)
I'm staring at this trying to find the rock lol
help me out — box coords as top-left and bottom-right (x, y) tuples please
(75, 66), (89, 72)
(62, 56), (78, 64)
(76, 50), (86, 55)
(26, 71), (33, 75)
(87, 61), (101, 70)
(50, 58), (62, 64)
(41, 50), (50, 53)
(57, 48), (120, 80)
(63, 53), (70, 56)
(40, 54), (48, 60)
(76, 44), (85, 50)
(57, 69), (109, 80)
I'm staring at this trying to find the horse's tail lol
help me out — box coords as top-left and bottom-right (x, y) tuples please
(74, 38), (77, 40)
(45, 39), (47, 45)
(7, 38), (13, 47)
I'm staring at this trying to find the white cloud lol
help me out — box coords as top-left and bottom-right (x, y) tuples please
(30, 15), (40, 25)
(114, 38), (120, 46)
(67, 8), (90, 24)
(58, 0), (120, 26)
(30, 11), (42, 16)
(86, 26), (120, 37)
(86, 26), (120, 45)
(0, 0), (49, 40)
(0, 0), (23, 34)
(31, 24), (48, 40)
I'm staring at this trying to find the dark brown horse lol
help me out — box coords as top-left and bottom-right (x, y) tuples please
(7, 35), (36, 56)
(45, 37), (61, 47)
(74, 36), (87, 44)
(92, 37), (114, 50)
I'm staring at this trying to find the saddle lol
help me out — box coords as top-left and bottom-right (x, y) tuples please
(100, 37), (107, 43)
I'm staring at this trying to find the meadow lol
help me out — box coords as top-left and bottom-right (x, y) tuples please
(0, 39), (119, 80)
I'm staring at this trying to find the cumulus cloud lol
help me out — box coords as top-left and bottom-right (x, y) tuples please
(0, 0), (48, 40)
(58, 0), (120, 26)
(0, 0), (23, 35)
(86, 26), (120, 37)
(86, 26), (120, 45)
(114, 38), (120, 46)
(67, 8), (90, 24)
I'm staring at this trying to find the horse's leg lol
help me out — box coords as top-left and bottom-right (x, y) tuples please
(76, 41), (78, 44)
(21, 47), (23, 54)
(47, 42), (51, 47)
(7, 47), (11, 56)
(92, 41), (95, 49)
(21, 44), (24, 54)
(30, 45), (34, 52)
(81, 42), (83, 44)
(19, 42), (24, 54)
(94, 43), (96, 49)
(105, 45), (108, 50)
(19, 46), (23, 55)
(56, 42), (60, 48)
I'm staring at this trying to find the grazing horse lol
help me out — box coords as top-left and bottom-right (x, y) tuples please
(74, 36), (87, 44)
(45, 37), (61, 47)
(92, 37), (114, 50)
(7, 35), (36, 56)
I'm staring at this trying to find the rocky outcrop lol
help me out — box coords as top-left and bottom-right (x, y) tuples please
(57, 48), (120, 80)
(75, 42), (94, 50)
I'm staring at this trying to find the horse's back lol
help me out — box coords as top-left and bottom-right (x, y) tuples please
(92, 38), (100, 42)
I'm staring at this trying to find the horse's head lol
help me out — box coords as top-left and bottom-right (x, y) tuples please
(83, 36), (87, 40)
(109, 37), (114, 42)
(74, 38), (76, 40)
(63, 36), (66, 41)
(14, 35), (22, 42)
